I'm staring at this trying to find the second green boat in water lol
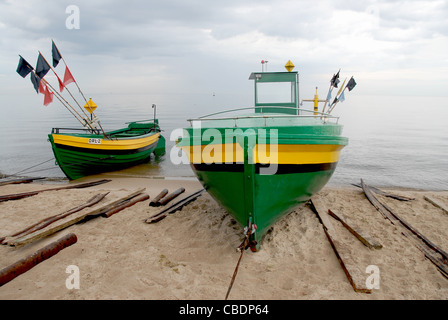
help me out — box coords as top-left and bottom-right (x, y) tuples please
(177, 62), (349, 251)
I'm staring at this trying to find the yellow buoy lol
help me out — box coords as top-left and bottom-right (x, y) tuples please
(84, 98), (97, 114)
(285, 60), (295, 72)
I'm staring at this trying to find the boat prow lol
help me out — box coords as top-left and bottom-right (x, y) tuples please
(177, 63), (351, 250)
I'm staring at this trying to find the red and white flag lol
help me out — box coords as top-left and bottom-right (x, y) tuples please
(63, 66), (75, 86)
(43, 86), (54, 106)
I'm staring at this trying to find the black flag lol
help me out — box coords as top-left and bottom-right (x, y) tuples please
(331, 97), (338, 107)
(330, 70), (340, 88)
(52, 40), (62, 67)
(35, 53), (50, 79)
(30, 72), (41, 94)
(16, 55), (33, 78)
(346, 77), (357, 91)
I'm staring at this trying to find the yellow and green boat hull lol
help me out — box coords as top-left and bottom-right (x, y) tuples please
(48, 121), (165, 180)
(177, 117), (347, 249)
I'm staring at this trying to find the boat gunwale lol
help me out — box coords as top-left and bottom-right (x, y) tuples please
(187, 106), (340, 124)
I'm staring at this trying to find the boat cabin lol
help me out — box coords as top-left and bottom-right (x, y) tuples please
(249, 71), (299, 115)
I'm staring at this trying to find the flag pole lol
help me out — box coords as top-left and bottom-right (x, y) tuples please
(321, 85), (333, 114)
(60, 55), (89, 105)
(322, 69), (340, 114)
(328, 81), (347, 114)
(40, 77), (89, 128)
(38, 52), (92, 122)
(24, 61), (86, 126)
(51, 41), (107, 137)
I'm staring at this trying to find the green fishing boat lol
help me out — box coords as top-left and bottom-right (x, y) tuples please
(48, 119), (166, 180)
(16, 41), (166, 181)
(177, 61), (353, 250)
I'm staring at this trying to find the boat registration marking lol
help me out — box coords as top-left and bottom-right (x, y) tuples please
(88, 138), (101, 144)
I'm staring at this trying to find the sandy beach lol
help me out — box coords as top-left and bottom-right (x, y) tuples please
(0, 175), (447, 300)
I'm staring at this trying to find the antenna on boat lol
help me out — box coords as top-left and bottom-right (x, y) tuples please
(152, 104), (157, 130)
(261, 60), (268, 72)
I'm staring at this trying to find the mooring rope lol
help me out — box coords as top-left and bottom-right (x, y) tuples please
(3, 156), (114, 178)
(6, 158), (55, 177)
(225, 228), (253, 300)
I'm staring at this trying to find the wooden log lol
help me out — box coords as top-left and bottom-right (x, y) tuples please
(424, 196), (448, 215)
(310, 198), (372, 293)
(7, 188), (145, 247)
(156, 187), (185, 206)
(101, 193), (149, 218)
(0, 233), (77, 287)
(328, 209), (382, 249)
(146, 189), (205, 223)
(149, 189), (168, 207)
(1, 192), (109, 245)
(0, 179), (111, 202)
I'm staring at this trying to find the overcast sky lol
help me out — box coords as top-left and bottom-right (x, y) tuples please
(1, 0), (447, 101)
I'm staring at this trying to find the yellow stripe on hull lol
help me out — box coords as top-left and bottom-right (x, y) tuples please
(52, 132), (160, 151)
(180, 143), (344, 165)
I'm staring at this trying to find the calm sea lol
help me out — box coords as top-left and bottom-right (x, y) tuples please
(0, 92), (447, 190)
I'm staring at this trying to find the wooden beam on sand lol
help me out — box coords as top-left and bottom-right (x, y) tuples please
(352, 183), (414, 201)
(149, 189), (168, 207)
(155, 187), (185, 206)
(0, 233), (77, 287)
(100, 193), (149, 218)
(310, 198), (372, 293)
(146, 189), (205, 224)
(424, 196), (448, 215)
(7, 188), (146, 247)
(0, 177), (45, 187)
(1, 192), (109, 245)
(0, 179), (111, 202)
(328, 209), (382, 250)
(361, 179), (448, 279)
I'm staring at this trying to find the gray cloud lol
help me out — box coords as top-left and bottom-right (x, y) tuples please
(1, 0), (447, 97)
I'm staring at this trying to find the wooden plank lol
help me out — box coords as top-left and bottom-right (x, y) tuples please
(310, 198), (372, 293)
(0, 179), (111, 202)
(1, 192), (109, 244)
(145, 189), (205, 223)
(352, 183), (414, 201)
(424, 196), (448, 215)
(361, 179), (395, 221)
(0, 177), (45, 187)
(362, 180), (448, 278)
(309, 198), (336, 234)
(8, 188), (145, 247)
(101, 193), (149, 218)
(328, 209), (382, 250)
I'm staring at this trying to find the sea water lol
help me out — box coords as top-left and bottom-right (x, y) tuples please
(0, 92), (447, 190)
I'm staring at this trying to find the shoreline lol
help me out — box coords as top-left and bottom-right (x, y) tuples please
(0, 176), (447, 300)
